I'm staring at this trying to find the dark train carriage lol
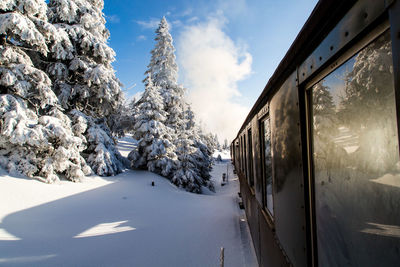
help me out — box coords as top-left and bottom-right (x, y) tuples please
(231, 0), (400, 266)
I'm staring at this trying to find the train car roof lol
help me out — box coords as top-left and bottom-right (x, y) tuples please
(235, 0), (357, 138)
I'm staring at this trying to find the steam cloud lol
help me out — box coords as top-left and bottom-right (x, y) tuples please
(177, 16), (252, 143)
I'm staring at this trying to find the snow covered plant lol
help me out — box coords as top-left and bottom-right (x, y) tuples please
(145, 17), (186, 132)
(0, 1), (91, 182)
(70, 110), (127, 177)
(172, 129), (215, 194)
(46, 0), (126, 176)
(47, 0), (123, 117)
(128, 17), (215, 193)
(128, 75), (178, 177)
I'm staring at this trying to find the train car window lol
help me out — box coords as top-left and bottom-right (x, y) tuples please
(243, 134), (247, 177)
(239, 137), (242, 171)
(241, 136), (244, 172)
(261, 117), (274, 216)
(247, 128), (254, 187)
(310, 30), (400, 266)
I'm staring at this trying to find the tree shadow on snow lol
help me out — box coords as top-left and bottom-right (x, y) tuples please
(0, 170), (242, 267)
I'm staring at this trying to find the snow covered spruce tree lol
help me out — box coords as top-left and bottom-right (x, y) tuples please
(0, 0), (92, 182)
(47, 0), (126, 176)
(128, 74), (178, 177)
(129, 17), (214, 192)
(171, 107), (214, 193)
(145, 17), (185, 131)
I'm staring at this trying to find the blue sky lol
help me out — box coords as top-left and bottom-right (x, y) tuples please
(103, 0), (318, 141)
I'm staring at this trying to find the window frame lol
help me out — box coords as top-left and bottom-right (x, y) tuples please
(303, 21), (395, 267)
(259, 115), (275, 220)
(247, 128), (254, 188)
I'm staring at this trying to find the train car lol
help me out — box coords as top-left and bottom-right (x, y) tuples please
(231, 0), (400, 266)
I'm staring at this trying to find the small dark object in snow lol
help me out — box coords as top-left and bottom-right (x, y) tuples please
(239, 201), (244, 209)
(217, 154), (222, 162)
(238, 192), (241, 197)
(151, 181), (155, 186)
(221, 182), (226, 186)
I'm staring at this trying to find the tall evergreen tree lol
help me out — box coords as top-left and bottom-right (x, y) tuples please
(0, 0), (91, 182)
(145, 17), (185, 130)
(47, 0), (126, 176)
(128, 74), (178, 177)
(129, 17), (215, 192)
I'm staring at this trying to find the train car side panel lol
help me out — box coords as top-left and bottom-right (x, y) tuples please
(270, 72), (308, 267)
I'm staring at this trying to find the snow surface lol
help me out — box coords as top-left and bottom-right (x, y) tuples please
(0, 137), (257, 266)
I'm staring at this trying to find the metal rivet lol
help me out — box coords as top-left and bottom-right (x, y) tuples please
(330, 45), (334, 51)
(310, 65), (313, 69)
(319, 56), (322, 61)
(345, 31), (349, 37)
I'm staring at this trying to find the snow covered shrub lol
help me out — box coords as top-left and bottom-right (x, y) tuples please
(70, 110), (127, 176)
(172, 130), (215, 193)
(0, 0), (91, 182)
(0, 94), (91, 182)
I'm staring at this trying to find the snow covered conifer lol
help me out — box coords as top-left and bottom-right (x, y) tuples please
(146, 17), (185, 130)
(0, 0), (91, 182)
(128, 74), (178, 177)
(47, 0), (126, 176)
(47, 0), (123, 117)
(184, 107), (213, 187)
(172, 121), (214, 194)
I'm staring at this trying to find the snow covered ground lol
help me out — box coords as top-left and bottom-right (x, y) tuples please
(0, 138), (257, 267)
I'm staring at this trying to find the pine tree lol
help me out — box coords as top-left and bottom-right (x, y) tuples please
(47, 0), (126, 176)
(181, 107), (214, 192)
(313, 81), (338, 148)
(172, 114), (214, 193)
(132, 17), (215, 193)
(340, 32), (397, 173)
(128, 74), (178, 177)
(0, 0), (91, 182)
(145, 17), (185, 130)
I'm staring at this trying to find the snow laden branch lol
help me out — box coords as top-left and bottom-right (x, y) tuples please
(0, 0), (126, 182)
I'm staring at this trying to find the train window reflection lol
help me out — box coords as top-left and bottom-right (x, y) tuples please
(247, 129), (254, 187)
(311, 31), (400, 267)
(261, 118), (273, 216)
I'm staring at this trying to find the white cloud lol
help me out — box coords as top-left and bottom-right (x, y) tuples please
(137, 35), (147, 41)
(187, 17), (199, 23)
(137, 18), (160, 29)
(177, 15), (252, 143)
(171, 20), (182, 28)
(107, 15), (120, 23)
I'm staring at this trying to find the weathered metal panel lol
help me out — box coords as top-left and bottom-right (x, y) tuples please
(259, 210), (290, 267)
(270, 72), (308, 267)
(299, 0), (387, 84)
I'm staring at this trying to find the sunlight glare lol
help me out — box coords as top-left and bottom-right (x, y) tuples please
(74, 220), (136, 238)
